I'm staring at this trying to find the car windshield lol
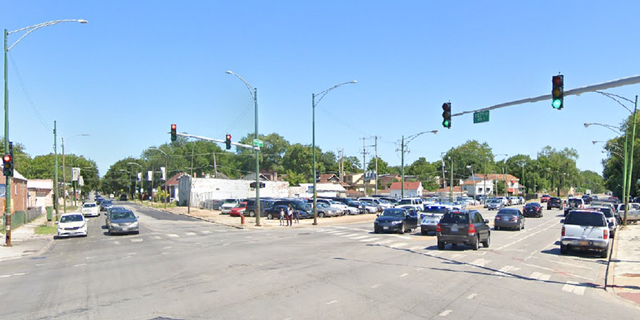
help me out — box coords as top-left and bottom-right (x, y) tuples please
(397, 199), (412, 205)
(110, 211), (136, 220)
(224, 199), (236, 204)
(441, 212), (469, 224)
(381, 209), (405, 217)
(60, 215), (83, 223)
(497, 209), (519, 216)
(83, 203), (96, 208)
(525, 203), (540, 207)
(565, 212), (606, 227)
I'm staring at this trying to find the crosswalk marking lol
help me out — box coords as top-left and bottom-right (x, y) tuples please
(470, 258), (490, 267)
(348, 235), (369, 240)
(389, 242), (408, 248)
(562, 281), (586, 296)
(375, 239), (395, 245)
(201, 230), (212, 234)
(151, 236), (162, 239)
(529, 272), (551, 281)
(493, 265), (519, 277)
(360, 237), (379, 242)
(185, 232), (197, 236)
(167, 234), (179, 238)
(130, 238), (143, 243)
(408, 246), (422, 251)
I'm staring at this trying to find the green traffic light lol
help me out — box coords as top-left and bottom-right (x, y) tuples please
(442, 120), (450, 127)
(552, 99), (562, 109)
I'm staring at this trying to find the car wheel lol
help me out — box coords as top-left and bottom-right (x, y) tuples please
(398, 224), (405, 234)
(560, 244), (568, 255)
(601, 246), (609, 259)
(437, 241), (445, 250)
(482, 234), (490, 248)
(374, 227), (379, 234)
(267, 213), (274, 220)
(248, 211), (255, 217)
(318, 212), (325, 218)
(495, 226), (500, 230)
(472, 236), (479, 250)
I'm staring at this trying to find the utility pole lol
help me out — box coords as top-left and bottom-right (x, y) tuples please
(362, 137), (367, 196)
(449, 157), (453, 202)
(53, 121), (59, 219)
(374, 135), (379, 195)
(212, 151), (218, 176)
(338, 148), (344, 183)
(401, 136), (405, 198)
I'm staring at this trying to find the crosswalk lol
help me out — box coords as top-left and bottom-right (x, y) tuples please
(314, 226), (597, 297)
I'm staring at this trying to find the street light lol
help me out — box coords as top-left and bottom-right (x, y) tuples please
(61, 134), (89, 213)
(4, 18), (87, 247)
(128, 162), (143, 201)
(119, 169), (133, 197)
(399, 130), (438, 198)
(494, 154), (509, 197)
(312, 80), (357, 226)
(466, 165), (475, 198)
(226, 70), (261, 226)
(149, 147), (169, 209)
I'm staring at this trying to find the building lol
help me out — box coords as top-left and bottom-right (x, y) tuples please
(389, 181), (423, 198)
(462, 174), (520, 196)
(27, 179), (53, 211)
(178, 175), (290, 207)
(1, 169), (29, 215)
(461, 176), (494, 198)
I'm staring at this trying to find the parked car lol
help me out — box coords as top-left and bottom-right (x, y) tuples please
(107, 209), (140, 235)
(316, 202), (342, 218)
(508, 196), (521, 205)
(312, 199), (348, 215)
(436, 210), (491, 250)
(220, 199), (241, 214)
(547, 197), (563, 210)
(82, 202), (100, 217)
(494, 208), (525, 231)
(540, 194), (551, 203)
(589, 206), (618, 238)
(373, 208), (418, 234)
(395, 197), (424, 210)
(271, 199), (313, 218)
(330, 198), (365, 214)
(229, 202), (248, 217)
(561, 210), (611, 258)
(420, 205), (450, 235)
(56, 213), (88, 238)
(200, 199), (224, 210)
(522, 202), (543, 218)
(99, 199), (113, 212)
(360, 200), (380, 214)
(243, 199), (274, 217)
(358, 197), (391, 210)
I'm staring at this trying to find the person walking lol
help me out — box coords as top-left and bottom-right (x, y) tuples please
(286, 204), (293, 226)
(279, 207), (285, 226)
(293, 207), (300, 224)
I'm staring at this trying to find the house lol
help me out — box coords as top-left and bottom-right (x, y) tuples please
(461, 176), (494, 198)
(480, 173), (521, 195)
(160, 172), (185, 202)
(177, 175), (290, 207)
(434, 186), (465, 200)
(317, 173), (341, 184)
(298, 183), (346, 198)
(27, 179), (53, 211)
(0, 169), (29, 215)
(389, 181), (423, 198)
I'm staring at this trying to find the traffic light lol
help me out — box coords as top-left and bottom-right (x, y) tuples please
(442, 102), (452, 128)
(3, 154), (13, 177)
(225, 134), (232, 150)
(552, 75), (564, 109)
(171, 124), (177, 141)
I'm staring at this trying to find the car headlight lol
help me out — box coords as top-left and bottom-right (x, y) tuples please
(391, 221), (402, 225)
(129, 222), (139, 228)
(110, 223), (119, 227)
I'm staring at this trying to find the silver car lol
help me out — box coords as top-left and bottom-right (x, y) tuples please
(487, 199), (504, 210)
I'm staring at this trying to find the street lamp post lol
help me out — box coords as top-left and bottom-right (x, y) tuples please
(119, 169), (132, 197)
(225, 71), (261, 226)
(150, 147), (169, 210)
(128, 162), (143, 201)
(3, 18), (87, 247)
(61, 134), (89, 213)
(312, 81), (357, 225)
(466, 165), (474, 198)
(400, 130), (438, 198)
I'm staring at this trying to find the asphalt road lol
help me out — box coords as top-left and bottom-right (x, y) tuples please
(1, 205), (639, 320)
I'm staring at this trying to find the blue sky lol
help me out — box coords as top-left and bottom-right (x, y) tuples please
(2, 1), (640, 177)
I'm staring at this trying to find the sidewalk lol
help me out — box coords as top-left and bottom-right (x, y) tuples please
(0, 214), (54, 262)
(609, 223), (640, 306)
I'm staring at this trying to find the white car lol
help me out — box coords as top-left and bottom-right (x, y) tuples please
(82, 202), (100, 217)
(220, 199), (240, 214)
(56, 213), (88, 238)
(358, 197), (390, 211)
(561, 210), (610, 258)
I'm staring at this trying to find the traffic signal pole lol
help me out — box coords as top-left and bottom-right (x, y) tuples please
(4, 29), (11, 247)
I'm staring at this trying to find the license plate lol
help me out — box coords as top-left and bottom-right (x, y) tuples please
(383, 226), (388, 230)
(579, 241), (588, 246)
(451, 226), (458, 233)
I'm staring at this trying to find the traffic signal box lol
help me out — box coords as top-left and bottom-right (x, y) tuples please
(171, 124), (177, 141)
(225, 134), (232, 150)
(3, 154), (13, 177)
(442, 102), (452, 128)
(552, 75), (564, 110)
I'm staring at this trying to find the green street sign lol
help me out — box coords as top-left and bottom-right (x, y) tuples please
(474, 110), (490, 124)
(253, 139), (263, 147)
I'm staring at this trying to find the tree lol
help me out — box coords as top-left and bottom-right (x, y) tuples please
(367, 157), (391, 174)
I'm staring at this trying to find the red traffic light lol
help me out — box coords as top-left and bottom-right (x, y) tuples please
(3, 155), (11, 162)
(552, 75), (563, 86)
(171, 124), (176, 130)
(226, 134), (232, 140)
(442, 103), (450, 111)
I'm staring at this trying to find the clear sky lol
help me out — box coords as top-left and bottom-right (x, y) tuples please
(2, 1), (640, 177)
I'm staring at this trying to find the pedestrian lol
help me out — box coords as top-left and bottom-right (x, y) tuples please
(287, 204), (293, 226)
(293, 208), (300, 224)
(279, 207), (285, 226)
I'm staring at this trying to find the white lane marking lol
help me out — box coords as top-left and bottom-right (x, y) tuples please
(495, 218), (559, 251)
(122, 256), (132, 260)
(0, 274), (11, 278)
(130, 238), (143, 243)
(163, 246), (172, 249)
(161, 252), (170, 255)
(324, 230), (341, 234)
(400, 273), (409, 278)
(326, 300), (338, 305)
(408, 246), (422, 251)
(167, 234), (180, 238)
(540, 274), (551, 281)
(360, 237), (380, 242)
(127, 252), (137, 255)
(439, 310), (452, 316)
(530, 272), (543, 280)
(389, 242), (407, 248)
(574, 285), (586, 296)
(493, 265), (519, 277)
(186, 232), (197, 236)
(331, 232), (348, 236)
(151, 236), (162, 239)
(85, 256), (96, 260)
(375, 239), (395, 245)
(467, 293), (477, 299)
(201, 230), (212, 234)
(451, 254), (465, 259)
(348, 235), (369, 240)
(12, 273), (27, 276)
(342, 234), (362, 238)
(470, 258), (490, 267)
(371, 284), (380, 289)
(73, 263), (87, 267)
(114, 241), (121, 245)
(524, 263), (592, 281)
(35, 263), (46, 267)
(562, 281), (586, 295)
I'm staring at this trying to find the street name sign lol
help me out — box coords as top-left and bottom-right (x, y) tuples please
(474, 110), (490, 124)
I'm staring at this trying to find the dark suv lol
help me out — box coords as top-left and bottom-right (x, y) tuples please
(270, 199), (313, 218)
(547, 197), (563, 210)
(436, 210), (491, 250)
(373, 208), (418, 234)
